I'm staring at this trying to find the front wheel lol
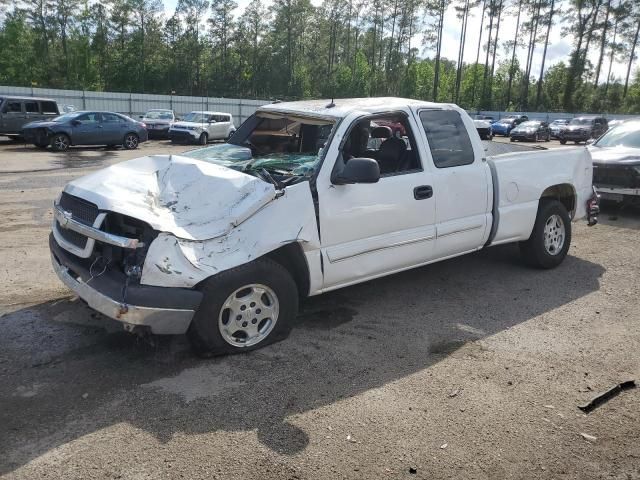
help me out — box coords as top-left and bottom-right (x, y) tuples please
(560, 139), (567, 145)
(519, 199), (571, 269)
(198, 132), (208, 145)
(51, 133), (70, 152)
(188, 258), (298, 357)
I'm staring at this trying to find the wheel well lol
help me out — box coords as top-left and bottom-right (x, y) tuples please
(540, 184), (576, 217)
(264, 242), (310, 297)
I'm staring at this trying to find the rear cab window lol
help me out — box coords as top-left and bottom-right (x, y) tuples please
(41, 101), (58, 114)
(419, 110), (475, 168)
(24, 101), (39, 113)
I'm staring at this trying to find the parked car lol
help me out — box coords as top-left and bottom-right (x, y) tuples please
(49, 97), (598, 356)
(169, 111), (236, 145)
(473, 118), (493, 140)
(0, 96), (60, 139)
(491, 115), (528, 136)
(549, 118), (570, 139)
(589, 119), (640, 205)
(509, 120), (551, 142)
(559, 116), (608, 144)
(22, 111), (148, 151)
(141, 109), (175, 139)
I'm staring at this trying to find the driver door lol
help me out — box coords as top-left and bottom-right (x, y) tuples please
(315, 112), (437, 289)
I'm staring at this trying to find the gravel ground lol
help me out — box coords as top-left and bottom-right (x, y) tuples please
(0, 137), (639, 479)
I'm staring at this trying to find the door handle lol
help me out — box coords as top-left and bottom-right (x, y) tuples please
(414, 185), (433, 200)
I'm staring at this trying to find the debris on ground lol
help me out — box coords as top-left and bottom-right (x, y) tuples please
(578, 380), (636, 413)
(580, 433), (597, 443)
(409, 466), (417, 474)
(81, 393), (88, 399)
(346, 435), (356, 443)
(440, 443), (448, 449)
(448, 387), (461, 398)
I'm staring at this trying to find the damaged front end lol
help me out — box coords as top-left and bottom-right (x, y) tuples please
(49, 153), (320, 335)
(51, 191), (202, 334)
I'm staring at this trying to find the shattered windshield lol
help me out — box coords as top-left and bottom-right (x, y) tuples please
(182, 113), (336, 182)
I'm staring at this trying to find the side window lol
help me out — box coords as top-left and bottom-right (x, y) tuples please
(25, 101), (39, 113)
(341, 115), (422, 176)
(75, 113), (100, 124)
(102, 113), (123, 123)
(419, 110), (475, 168)
(41, 101), (57, 114)
(4, 101), (22, 113)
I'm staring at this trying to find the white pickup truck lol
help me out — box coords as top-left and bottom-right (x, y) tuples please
(50, 98), (599, 356)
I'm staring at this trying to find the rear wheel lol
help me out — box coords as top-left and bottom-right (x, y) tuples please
(188, 258), (298, 357)
(519, 199), (571, 269)
(51, 133), (70, 152)
(560, 139), (567, 145)
(123, 133), (139, 150)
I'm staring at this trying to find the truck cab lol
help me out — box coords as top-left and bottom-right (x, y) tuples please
(50, 98), (598, 356)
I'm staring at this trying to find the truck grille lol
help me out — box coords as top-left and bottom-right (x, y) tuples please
(57, 192), (100, 248)
(593, 165), (640, 189)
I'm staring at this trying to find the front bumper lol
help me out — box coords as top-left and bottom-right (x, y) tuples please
(169, 129), (199, 143)
(510, 132), (535, 141)
(50, 234), (202, 335)
(561, 132), (590, 142)
(146, 125), (171, 138)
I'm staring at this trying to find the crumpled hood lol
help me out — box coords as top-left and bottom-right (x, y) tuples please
(589, 146), (640, 165)
(63, 155), (276, 241)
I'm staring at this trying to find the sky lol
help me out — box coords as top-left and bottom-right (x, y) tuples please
(163, 0), (631, 83)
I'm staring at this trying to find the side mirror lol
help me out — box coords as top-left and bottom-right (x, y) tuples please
(333, 158), (380, 185)
(139, 115), (144, 119)
(71, 119), (81, 126)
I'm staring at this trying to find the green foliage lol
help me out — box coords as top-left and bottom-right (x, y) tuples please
(0, 0), (638, 113)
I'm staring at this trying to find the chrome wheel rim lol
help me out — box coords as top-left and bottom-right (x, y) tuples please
(125, 135), (138, 148)
(544, 214), (565, 255)
(54, 135), (68, 150)
(218, 284), (279, 348)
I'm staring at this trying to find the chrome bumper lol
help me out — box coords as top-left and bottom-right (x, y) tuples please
(51, 253), (195, 335)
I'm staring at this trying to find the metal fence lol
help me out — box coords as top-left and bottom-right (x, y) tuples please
(2, 85), (637, 124)
(0, 85), (271, 126)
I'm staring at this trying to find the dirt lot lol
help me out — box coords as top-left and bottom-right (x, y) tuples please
(1, 137), (639, 479)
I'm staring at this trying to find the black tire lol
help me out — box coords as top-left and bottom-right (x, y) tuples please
(123, 133), (139, 150)
(519, 199), (572, 269)
(510, 137), (515, 142)
(560, 139), (567, 145)
(574, 140), (580, 145)
(545, 133), (551, 142)
(534, 133), (539, 142)
(188, 257), (299, 357)
(198, 132), (208, 145)
(50, 133), (70, 152)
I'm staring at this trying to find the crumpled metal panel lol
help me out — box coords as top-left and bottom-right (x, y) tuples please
(64, 154), (276, 241)
(140, 182), (320, 288)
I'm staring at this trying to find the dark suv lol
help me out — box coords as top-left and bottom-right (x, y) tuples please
(0, 96), (60, 139)
(559, 117), (608, 144)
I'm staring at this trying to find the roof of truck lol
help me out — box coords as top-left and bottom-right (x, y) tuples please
(0, 95), (57, 102)
(257, 97), (451, 119)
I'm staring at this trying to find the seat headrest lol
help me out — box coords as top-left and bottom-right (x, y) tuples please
(371, 126), (392, 139)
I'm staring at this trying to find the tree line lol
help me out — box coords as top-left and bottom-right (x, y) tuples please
(1, 0), (640, 113)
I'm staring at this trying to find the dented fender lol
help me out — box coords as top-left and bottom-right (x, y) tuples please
(140, 182), (322, 289)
